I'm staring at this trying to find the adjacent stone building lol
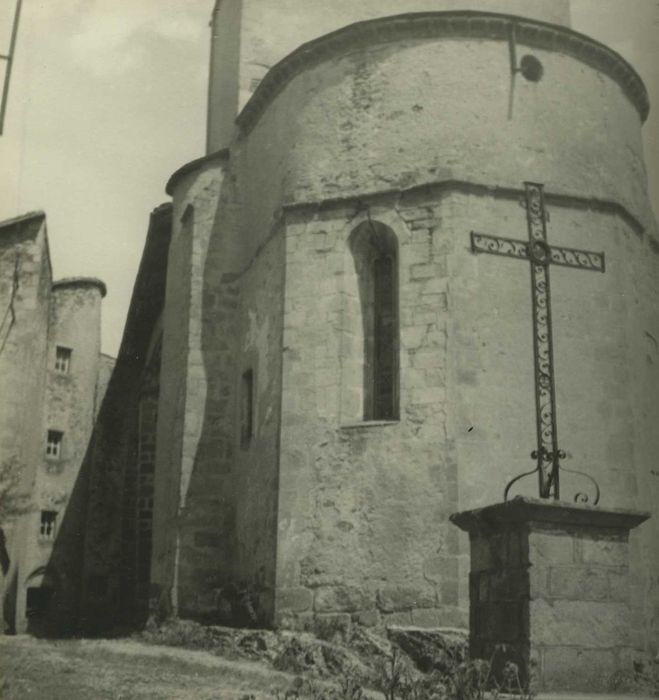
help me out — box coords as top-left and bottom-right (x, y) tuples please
(0, 211), (111, 635)
(77, 203), (171, 635)
(22, 0), (659, 689)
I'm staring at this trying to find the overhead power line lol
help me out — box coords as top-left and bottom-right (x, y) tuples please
(0, 0), (23, 136)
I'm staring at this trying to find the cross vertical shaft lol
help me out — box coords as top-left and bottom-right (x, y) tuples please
(470, 182), (605, 501)
(526, 184), (560, 498)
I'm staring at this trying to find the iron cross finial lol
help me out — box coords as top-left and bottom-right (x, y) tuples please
(470, 182), (603, 504)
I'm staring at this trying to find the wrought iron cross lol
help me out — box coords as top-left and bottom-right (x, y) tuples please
(470, 183), (605, 501)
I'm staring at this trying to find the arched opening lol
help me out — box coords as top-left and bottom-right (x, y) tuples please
(348, 220), (400, 422)
(24, 565), (60, 636)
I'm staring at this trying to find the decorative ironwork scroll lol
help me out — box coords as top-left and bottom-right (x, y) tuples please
(471, 183), (605, 503)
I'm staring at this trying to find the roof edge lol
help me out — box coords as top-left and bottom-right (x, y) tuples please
(235, 10), (650, 135)
(52, 277), (107, 298)
(0, 210), (46, 231)
(165, 148), (230, 196)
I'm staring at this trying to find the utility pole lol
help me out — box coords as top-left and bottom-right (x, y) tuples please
(0, 0), (23, 135)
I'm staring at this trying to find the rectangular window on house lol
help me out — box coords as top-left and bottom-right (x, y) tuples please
(46, 430), (63, 459)
(240, 369), (254, 449)
(39, 511), (57, 541)
(54, 346), (72, 373)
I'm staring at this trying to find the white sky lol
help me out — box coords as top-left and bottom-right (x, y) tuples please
(0, 1), (658, 356)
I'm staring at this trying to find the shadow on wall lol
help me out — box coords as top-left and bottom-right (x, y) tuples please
(7, 431), (96, 638)
(4, 204), (173, 639)
(167, 166), (283, 628)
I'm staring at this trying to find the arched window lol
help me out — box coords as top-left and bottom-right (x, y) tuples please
(349, 220), (399, 421)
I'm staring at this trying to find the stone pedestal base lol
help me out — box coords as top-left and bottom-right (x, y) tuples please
(450, 497), (649, 692)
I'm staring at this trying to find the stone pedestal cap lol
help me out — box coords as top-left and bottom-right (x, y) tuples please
(450, 496), (650, 534)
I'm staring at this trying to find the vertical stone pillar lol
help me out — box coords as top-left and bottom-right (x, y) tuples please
(451, 497), (649, 692)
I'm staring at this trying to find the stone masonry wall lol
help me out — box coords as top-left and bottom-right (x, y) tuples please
(0, 216), (51, 634)
(469, 523), (637, 691)
(150, 195), (200, 616)
(135, 340), (161, 622)
(176, 4), (659, 646)
(78, 348), (141, 634)
(229, 26), (651, 255)
(208, 0), (572, 151)
(276, 202), (460, 633)
(529, 526), (633, 690)
(449, 190), (659, 652)
(16, 282), (104, 635)
(78, 205), (170, 635)
(162, 153), (285, 625)
(154, 161), (226, 621)
(275, 185), (659, 640)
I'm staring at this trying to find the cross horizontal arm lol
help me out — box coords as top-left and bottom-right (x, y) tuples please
(471, 232), (528, 260)
(549, 244), (605, 273)
(472, 232), (605, 273)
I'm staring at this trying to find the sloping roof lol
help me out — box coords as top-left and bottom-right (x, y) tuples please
(0, 210), (46, 231)
(113, 202), (172, 361)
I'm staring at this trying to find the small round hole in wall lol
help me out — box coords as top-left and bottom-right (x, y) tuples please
(520, 55), (544, 82)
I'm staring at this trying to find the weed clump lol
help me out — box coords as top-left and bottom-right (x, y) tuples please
(275, 644), (535, 700)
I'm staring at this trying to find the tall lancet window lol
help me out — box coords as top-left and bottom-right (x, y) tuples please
(349, 220), (399, 421)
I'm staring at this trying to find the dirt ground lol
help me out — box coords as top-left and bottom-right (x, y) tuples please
(1, 635), (655, 700)
(0, 635), (303, 699)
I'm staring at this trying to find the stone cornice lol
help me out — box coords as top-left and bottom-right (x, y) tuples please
(451, 496), (651, 533)
(236, 10), (649, 135)
(52, 277), (107, 298)
(281, 178), (648, 239)
(165, 148), (230, 197)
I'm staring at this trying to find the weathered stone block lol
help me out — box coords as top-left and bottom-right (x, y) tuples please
(376, 586), (436, 612)
(423, 556), (448, 583)
(314, 585), (369, 613)
(409, 349), (442, 369)
(607, 567), (630, 602)
(478, 601), (522, 643)
(470, 534), (497, 571)
(382, 611), (413, 626)
(529, 531), (574, 565)
(400, 207), (433, 223)
(530, 599), (629, 647)
(471, 531), (526, 571)
(278, 587), (313, 613)
(551, 564), (609, 600)
(352, 609), (380, 627)
(505, 531), (527, 568)
(312, 613), (352, 642)
(541, 646), (617, 692)
(528, 564), (549, 598)
(410, 608), (450, 628)
(410, 262), (447, 281)
(387, 625), (468, 673)
(581, 537), (628, 567)
(439, 578), (460, 606)
(410, 219), (435, 231)
(487, 569), (527, 602)
(452, 498), (649, 691)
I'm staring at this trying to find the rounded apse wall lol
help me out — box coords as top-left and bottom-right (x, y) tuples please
(230, 13), (652, 240)
(169, 11), (659, 646)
